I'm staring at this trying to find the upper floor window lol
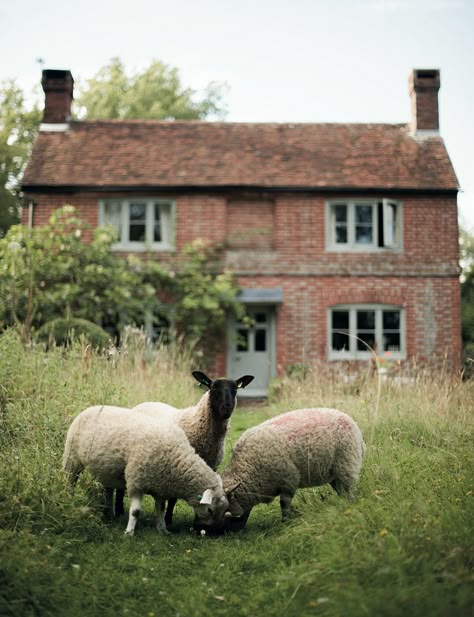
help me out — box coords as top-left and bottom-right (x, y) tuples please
(328, 304), (405, 360)
(99, 198), (175, 251)
(326, 199), (401, 251)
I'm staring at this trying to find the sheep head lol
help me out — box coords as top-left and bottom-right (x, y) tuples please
(192, 371), (254, 420)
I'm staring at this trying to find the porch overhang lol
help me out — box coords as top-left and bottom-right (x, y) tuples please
(236, 288), (284, 305)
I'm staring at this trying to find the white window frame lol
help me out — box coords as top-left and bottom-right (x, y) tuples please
(328, 304), (406, 361)
(99, 198), (176, 252)
(326, 199), (402, 252)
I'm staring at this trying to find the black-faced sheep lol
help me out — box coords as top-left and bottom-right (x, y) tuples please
(114, 370), (254, 524)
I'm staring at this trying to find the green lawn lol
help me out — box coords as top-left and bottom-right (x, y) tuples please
(0, 331), (473, 616)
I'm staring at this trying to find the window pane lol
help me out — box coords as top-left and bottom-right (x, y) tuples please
(128, 203), (146, 242)
(153, 222), (162, 242)
(355, 225), (373, 244)
(332, 332), (349, 351)
(384, 332), (400, 352)
(237, 329), (249, 352)
(334, 205), (347, 222)
(355, 205), (373, 244)
(129, 224), (146, 242)
(384, 203), (397, 247)
(357, 311), (375, 352)
(336, 226), (348, 243)
(332, 310), (349, 329)
(255, 312), (267, 323)
(255, 329), (266, 352)
(357, 332), (375, 351)
(153, 204), (162, 242)
(383, 311), (400, 329)
(130, 203), (146, 221)
(357, 311), (375, 329)
(104, 202), (122, 241)
(355, 205), (372, 223)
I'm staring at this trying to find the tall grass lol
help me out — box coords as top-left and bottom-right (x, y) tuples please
(0, 329), (473, 617)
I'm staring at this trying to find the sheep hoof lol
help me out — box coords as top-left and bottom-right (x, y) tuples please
(124, 529), (135, 537)
(157, 527), (171, 535)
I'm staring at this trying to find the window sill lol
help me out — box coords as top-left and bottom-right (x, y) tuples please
(328, 353), (405, 361)
(325, 245), (402, 253)
(111, 243), (175, 253)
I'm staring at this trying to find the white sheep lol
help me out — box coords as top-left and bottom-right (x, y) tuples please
(62, 405), (229, 535)
(199, 407), (366, 532)
(114, 370), (254, 523)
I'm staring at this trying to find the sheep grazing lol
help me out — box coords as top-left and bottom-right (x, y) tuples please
(197, 407), (366, 533)
(114, 370), (254, 523)
(62, 405), (229, 535)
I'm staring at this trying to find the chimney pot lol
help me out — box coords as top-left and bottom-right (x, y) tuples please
(41, 69), (74, 124)
(409, 68), (440, 134)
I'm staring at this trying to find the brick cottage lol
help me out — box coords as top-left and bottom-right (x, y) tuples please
(22, 68), (461, 395)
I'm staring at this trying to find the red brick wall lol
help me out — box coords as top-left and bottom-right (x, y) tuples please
(226, 199), (275, 249)
(22, 189), (461, 370)
(228, 274), (461, 372)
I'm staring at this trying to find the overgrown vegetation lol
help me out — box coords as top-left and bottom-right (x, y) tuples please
(0, 330), (472, 617)
(0, 207), (243, 351)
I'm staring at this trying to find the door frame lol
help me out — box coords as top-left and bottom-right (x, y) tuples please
(227, 304), (277, 398)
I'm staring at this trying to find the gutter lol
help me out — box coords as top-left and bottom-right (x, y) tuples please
(20, 184), (459, 196)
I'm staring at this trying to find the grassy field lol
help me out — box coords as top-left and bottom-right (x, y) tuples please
(0, 329), (473, 617)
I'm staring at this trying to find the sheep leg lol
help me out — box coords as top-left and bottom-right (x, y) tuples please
(154, 497), (170, 535)
(330, 478), (355, 500)
(280, 493), (295, 521)
(124, 495), (142, 536)
(115, 488), (125, 517)
(164, 497), (177, 527)
(104, 488), (115, 520)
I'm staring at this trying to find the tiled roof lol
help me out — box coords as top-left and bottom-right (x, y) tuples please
(22, 120), (459, 191)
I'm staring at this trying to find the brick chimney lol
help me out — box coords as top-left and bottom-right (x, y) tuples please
(409, 69), (440, 134)
(41, 69), (74, 124)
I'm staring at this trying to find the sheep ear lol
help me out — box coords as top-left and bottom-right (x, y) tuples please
(199, 489), (214, 505)
(236, 375), (254, 389)
(224, 481), (241, 495)
(192, 371), (213, 389)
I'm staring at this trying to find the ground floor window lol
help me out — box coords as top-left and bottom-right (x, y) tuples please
(328, 305), (405, 360)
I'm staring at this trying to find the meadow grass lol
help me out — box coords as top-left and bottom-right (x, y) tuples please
(0, 329), (473, 617)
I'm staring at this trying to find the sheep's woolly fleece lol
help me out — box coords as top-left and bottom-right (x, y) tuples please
(62, 405), (224, 504)
(222, 407), (366, 514)
(134, 391), (226, 470)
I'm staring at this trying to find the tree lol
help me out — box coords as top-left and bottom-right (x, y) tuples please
(143, 239), (245, 347)
(0, 206), (160, 343)
(0, 207), (243, 350)
(75, 57), (227, 120)
(0, 81), (41, 238)
(460, 226), (474, 375)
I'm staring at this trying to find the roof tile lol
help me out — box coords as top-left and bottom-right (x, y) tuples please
(22, 120), (459, 191)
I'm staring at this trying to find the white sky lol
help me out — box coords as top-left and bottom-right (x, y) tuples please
(1, 0), (473, 229)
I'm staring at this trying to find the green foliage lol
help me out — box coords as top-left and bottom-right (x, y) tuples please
(36, 317), (112, 348)
(0, 207), (242, 350)
(0, 80), (41, 237)
(75, 57), (227, 120)
(0, 334), (473, 617)
(0, 206), (159, 343)
(145, 239), (245, 345)
(460, 226), (474, 376)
